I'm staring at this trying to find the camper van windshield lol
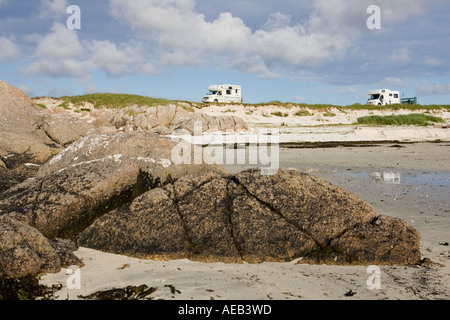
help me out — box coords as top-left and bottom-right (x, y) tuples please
(369, 94), (380, 100)
(208, 91), (218, 95)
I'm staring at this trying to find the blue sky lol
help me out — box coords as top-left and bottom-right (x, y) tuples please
(1, 0), (449, 105)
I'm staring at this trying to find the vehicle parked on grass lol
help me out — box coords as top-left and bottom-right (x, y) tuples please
(367, 89), (400, 105)
(203, 85), (242, 103)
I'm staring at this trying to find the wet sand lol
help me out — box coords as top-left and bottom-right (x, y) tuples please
(41, 142), (450, 300)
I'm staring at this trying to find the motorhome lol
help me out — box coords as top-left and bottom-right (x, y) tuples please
(203, 85), (242, 103)
(367, 89), (400, 106)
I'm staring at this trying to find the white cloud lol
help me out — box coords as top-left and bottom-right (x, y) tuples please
(36, 23), (84, 59)
(390, 47), (411, 64)
(108, 0), (440, 78)
(24, 22), (155, 80)
(88, 40), (154, 76)
(19, 0), (448, 87)
(39, 0), (69, 19)
(24, 23), (87, 78)
(0, 36), (20, 62)
(415, 81), (450, 96)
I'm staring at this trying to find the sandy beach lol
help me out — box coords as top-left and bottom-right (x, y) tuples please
(40, 141), (450, 300)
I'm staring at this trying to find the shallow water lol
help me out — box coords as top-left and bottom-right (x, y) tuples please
(336, 169), (450, 187)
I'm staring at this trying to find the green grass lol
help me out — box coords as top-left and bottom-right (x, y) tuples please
(58, 93), (176, 109)
(294, 110), (311, 116)
(356, 113), (446, 126)
(271, 111), (289, 117)
(323, 112), (336, 117)
(36, 103), (47, 109)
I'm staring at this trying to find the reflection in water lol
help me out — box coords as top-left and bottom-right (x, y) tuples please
(368, 172), (401, 184)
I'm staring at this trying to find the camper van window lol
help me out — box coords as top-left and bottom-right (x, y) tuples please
(226, 90), (232, 95)
(394, 94), (399, 98)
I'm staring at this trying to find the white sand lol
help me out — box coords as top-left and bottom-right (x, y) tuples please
(40, 240), (449, 300)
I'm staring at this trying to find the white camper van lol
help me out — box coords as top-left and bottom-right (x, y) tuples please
(203, 84), (242, 103)
(367, 89), (400, 106)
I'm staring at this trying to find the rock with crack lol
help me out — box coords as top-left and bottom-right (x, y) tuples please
(76, 169), (421, 265)
(0, 133), (226, 240)
(307, 215), (421, 265)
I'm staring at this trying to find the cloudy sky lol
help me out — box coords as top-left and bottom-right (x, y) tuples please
(1, 0), (449, 105)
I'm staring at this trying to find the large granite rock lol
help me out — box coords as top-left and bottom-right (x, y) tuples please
(36, 132), (226, 179)
(0, 132), (226, 240)
(0, 157), (140, 239)
(0, 215), (83, 278)
(0, 80), (61, 163)
(0, 215), (61, 277)
(76, 169), (421, 265)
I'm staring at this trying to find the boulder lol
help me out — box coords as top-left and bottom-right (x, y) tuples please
(1, 133), (227, 240)
(155, 104), (178, 126)
(0, 156), (141, 239)
(36, 132), (227, 179)
(0, 80), (63, 163)
(0, 215), (61, 277)
(76, 169), (421, 265)
(314, 215), (421, 265)
(39, 113), (98, 146)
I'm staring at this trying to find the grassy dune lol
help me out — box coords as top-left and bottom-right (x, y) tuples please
(57, 93), (176, 109)
(356, 113), (445, 126)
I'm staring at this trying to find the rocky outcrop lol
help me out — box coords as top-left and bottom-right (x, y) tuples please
(36, 132), (227, 178)
(39, 113), (98, 147)
(76, 169), (421, 265)
(0, 80), (61, 163)
(0, 162), (421, 277)
(0, 81), (99, 194)
(168, 112), (248, 134)
(0, 133), (226, 239)
(36, 98), (249, 135)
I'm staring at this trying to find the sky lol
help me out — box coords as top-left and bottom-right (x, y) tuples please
(0, 0), (449, 105)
